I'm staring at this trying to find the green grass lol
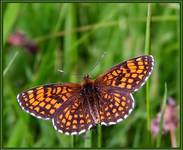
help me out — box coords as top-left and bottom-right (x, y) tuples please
(144, 3), (151, 144)
(3, 3), (20, 45)
(3, 51), (19, 76)
(3, 3), (180, 148)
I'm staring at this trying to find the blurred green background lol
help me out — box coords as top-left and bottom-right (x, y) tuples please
(3, 3), (180, 148)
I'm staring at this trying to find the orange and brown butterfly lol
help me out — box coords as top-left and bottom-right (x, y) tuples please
(17, 55), (154, 135)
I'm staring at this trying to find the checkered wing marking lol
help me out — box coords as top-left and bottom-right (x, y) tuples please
(97, 87), (134, 125)
(17, 83), (81, 120)
(53, 96), (95, 135)
(95, 55), (154, 92)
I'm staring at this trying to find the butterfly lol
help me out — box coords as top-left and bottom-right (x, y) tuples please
(17, 55), (154, 135)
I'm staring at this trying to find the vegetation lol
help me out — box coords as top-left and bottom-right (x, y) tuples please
(3, 3), (180, 148)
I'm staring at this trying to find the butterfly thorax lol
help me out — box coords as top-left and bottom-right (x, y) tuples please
(81, 75), (101, 124)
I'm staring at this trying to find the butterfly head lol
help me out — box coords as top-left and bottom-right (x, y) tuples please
(83, 74), (94, 85)
(83, 74), (90, 80)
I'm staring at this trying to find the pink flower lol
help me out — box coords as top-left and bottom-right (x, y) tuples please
(8, 31), (38, 54)
(8, 31), (26, 46)
(151, 97), (179, 147)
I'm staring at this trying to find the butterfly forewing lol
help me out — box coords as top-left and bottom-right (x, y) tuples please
(17, 83), (81, 120)
(95, 55), (154, 92)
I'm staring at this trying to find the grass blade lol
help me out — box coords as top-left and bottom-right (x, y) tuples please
(3, 51), (19, 76)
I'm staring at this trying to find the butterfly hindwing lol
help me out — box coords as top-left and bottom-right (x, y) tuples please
(97, 87), (135, 125)
(52, 96), (95, 135)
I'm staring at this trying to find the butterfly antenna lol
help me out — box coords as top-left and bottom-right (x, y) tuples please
(57, 69), (84, 80)
(57, 52), (107, 79)
(88, 51), (107, 76)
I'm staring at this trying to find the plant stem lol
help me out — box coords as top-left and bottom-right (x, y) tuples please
(145, 4), (151, 54)
(84, 131), (92, 148)
(97, 125), (102, 148)
(170, 129), (177, 147)
(145, 3), (151, 130)
(144, 3), (152, 144)
(71, 135), (74, 148)
(156, 83), (167, 147)
(35, 15), (177, 43)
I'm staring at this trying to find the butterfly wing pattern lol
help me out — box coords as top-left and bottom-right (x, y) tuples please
(17, 55), (154, 135)
(95, 55), (154, 92)
(96, 88), (135, 126)
(53, 96), (95, 135)
(17, 83), (81, 120)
